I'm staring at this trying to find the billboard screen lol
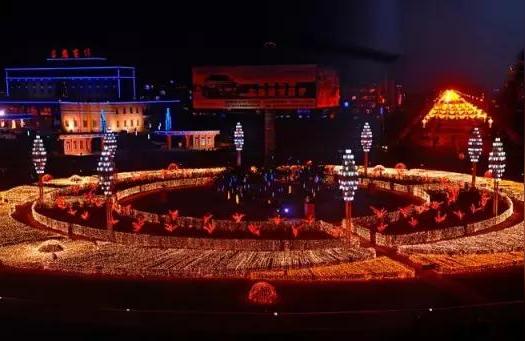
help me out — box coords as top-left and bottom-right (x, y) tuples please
(192, 65), (339, 110)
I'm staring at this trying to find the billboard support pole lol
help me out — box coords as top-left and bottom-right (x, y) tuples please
(264, 110), (276, 165)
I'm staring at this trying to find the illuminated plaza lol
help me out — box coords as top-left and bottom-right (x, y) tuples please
(0, 1), (523, 339)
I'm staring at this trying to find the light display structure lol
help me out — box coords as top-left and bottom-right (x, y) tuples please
(32, 135), (47, 205)
(339, 149), (358, 238)
(97, 132), (117, 230)
(488, 137), (506, 216)
(234, 122), (244, 167)
(360, 122), (373, 176)
(467, 127), (483, 187)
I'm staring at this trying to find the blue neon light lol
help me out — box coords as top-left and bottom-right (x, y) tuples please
(5, 66), (135, 71)
(5, 70), (9, 97)
(7, 76), (135, 80)
(0, 100), (180, 104)
(164, 108), (172, 131)
(117, 68), (121, 99)
(132, 68), (136, 100)
(0, 113), (34, 119)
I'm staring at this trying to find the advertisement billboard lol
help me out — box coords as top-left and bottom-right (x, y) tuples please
(192, 65), (339, 110)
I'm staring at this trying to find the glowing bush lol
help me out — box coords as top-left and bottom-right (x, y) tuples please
(248, 281), (278, 305)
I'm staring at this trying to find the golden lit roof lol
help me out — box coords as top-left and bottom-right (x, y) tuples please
(422, 89), (490, 122)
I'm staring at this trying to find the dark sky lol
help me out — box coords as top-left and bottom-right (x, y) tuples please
(0, 0), (523, 92)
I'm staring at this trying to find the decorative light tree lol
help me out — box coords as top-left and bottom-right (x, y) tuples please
(339, 149), (358, 237)
(164, 107), (172, 132)
(234, 122), (244, 167)
(100, 109), (107, 133)
(104, 130), (117, 159)
(360, 122), (373, 176)
(488, 137), (506, 216)
(32, 135), (47, 205)
(97, 140), (116, 230)
(164, 108), (172, 149)
(467, 127), (483, 188)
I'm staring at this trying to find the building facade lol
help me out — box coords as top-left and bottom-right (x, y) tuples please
(1, 50), (178, 155)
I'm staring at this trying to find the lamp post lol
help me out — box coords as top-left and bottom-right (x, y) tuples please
(234, 122), (244, 167)
(488, 137), (505, 216)
(360, 122), (372, 176)
(97, 133), (117, 231)
(32, 135), (47, 206)
(339, 149), (358, 238)
(467, 127), (482, 188)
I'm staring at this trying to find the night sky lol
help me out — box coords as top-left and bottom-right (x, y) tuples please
(0, 0), (523, 92)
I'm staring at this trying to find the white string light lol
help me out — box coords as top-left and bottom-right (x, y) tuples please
(32, 135), (47, 175)
(234, 122), (244, 151)
(97, 132), (117, 197)
(360, 122), (373, 152)
(467, 127), (482, 163)
(488, 137), (506, 181)
(339, 149), (358, 202)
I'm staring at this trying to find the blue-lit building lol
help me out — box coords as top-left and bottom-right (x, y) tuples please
(0, 50), (178, 155)
(5, 57), (136, 101)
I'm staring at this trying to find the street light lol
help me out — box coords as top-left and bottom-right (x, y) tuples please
(97, 139), (116, 230)
(234, 122), (244, 167)
(339, 149), (358, 238)
(488, 137), (505, 216)
(32, 135), (47, 205)
(360, 122), (373, 176)
(467, 127), (482, 188)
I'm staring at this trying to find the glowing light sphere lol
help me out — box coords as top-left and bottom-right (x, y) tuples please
(234, 122), (244, 151)
(32, 135), (47, 175)
(248, 281), (278, 305)
(360, 122), (373, 152)
(488, 137), (506, 181)
(339, 149), (358, 202)
(467, 127), (483, 163)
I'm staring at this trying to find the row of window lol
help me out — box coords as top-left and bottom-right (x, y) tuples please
(65, 140), (88, 151)
(64, 119), (142, 129)
(116, 107), (141, 114)
(11, 84), (116, 89)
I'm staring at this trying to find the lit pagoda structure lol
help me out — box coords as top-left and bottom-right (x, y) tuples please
(419, 89), (492, 153)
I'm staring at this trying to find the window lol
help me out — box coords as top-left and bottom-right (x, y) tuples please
(116, 121), (120, 128)
(65, 120), (69, 128)
(130, 120), (134, 127)
(92, 120), (97, 127)
(83, 120), (88, 128)
(136, 107), (139, 113)
(80, 140), (84, 149)
(136, 119), (140, 126)
(123, 108), (126, 114)
(129, 107), (133, 113)
(73, 120), (78, 128)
